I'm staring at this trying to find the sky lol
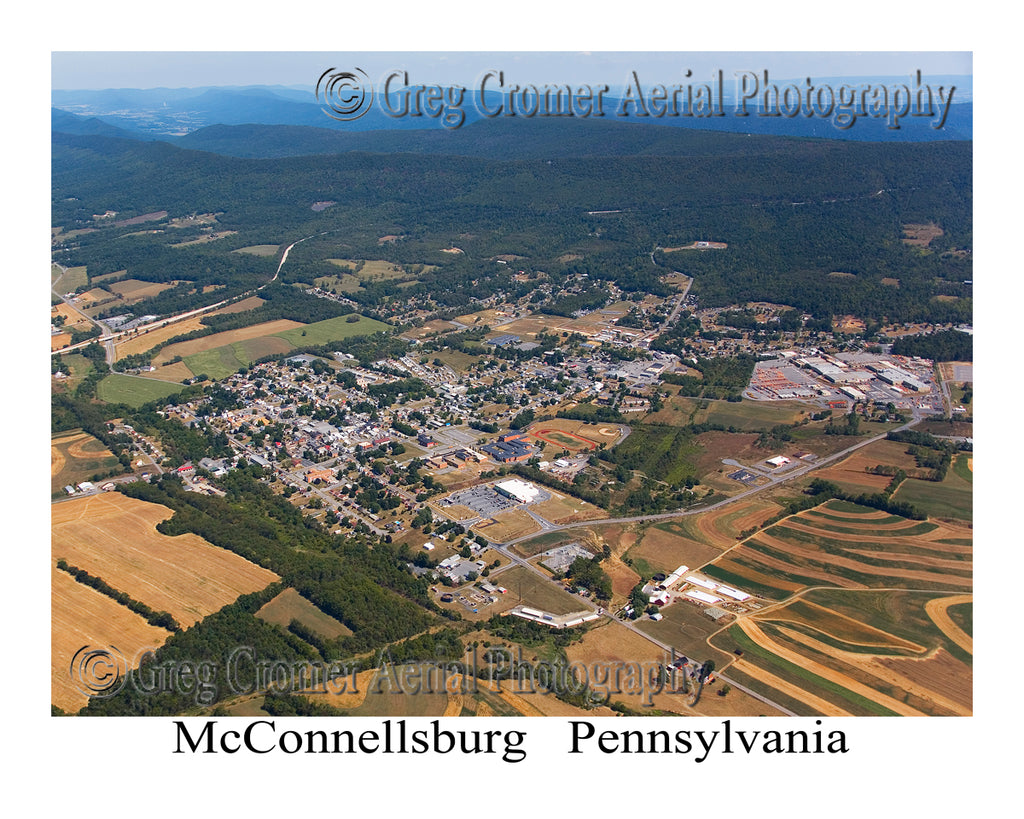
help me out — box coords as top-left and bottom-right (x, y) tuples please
(51, 51), (972, 91)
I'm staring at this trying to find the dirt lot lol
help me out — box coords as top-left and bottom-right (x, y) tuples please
(52, 493), (280, 628)
(530, 490), (605, 525)
(471, 508), (542, 542)
(902, 222), (944, 246)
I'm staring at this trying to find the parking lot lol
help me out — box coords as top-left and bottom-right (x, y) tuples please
(441, 485), (517, 517)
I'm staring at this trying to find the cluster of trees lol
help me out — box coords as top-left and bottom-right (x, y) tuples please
(892, 328), (972, 362)
(56, 559), (180, 631)
(564, 556), (612, 601)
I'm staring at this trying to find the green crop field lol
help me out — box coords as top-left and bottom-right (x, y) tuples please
(893, 456), (972, 522)
(274, 314), (391, 347)
(96, 373), (185, 407)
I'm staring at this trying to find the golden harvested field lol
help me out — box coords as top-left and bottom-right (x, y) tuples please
(52, 493), (280, 628)
(214, 295), (265, 314)
(52, 565), (172, 714)
(153, 320), (304, 365)
(115, 315), (210, 358)
(144, 360), (195, 383)
(51, 332), (73, 351)
(52, 303), (91, 327)
(108, 279), (176, 302)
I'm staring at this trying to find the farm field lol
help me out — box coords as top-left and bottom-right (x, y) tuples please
(51, 430), (119, 496)
(710, 588), (972, 717)
(139, 314), (392, 381)
(96, 373), (186, 407)
(153, 319), (303, 365)
(232, 244), (280, 256)
(701, 499), (972, 601)
(107, 279), (176, 302)
(626, 521), (724, 578)
(812, 438), (926, 494)
(274, 314), (391, 347)
(893, 453), (973, 522)
(52, 565), (173, 714)
(52, 492), (280, 629)
(256, 587), (353, 638)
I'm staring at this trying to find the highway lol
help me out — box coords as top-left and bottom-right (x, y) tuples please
(51, 232), (318, 359)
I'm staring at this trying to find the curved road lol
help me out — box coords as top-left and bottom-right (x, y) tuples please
(51, 233), (320, 360)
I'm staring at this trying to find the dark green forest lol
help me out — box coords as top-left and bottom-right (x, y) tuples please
(53, 129), (970, 324)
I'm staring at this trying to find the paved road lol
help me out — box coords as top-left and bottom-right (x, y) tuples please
(51, 232), (318, 359)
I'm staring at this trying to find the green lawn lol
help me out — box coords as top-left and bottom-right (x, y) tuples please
(96, 373), (185, 407)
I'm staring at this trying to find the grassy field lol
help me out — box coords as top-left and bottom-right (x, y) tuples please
(233, 244), (280, 256)
(53, 264), (89, 293)
(607, 424), (702, 486)
(256, 587), (353, 638)
(96, 373), (185, 407)
(893, 453), (972, 522)
(497, 566), (586, 615)
(274, 314), (391, 346)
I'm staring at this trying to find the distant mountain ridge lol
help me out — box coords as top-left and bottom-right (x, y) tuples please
(52, 82), (971, 151)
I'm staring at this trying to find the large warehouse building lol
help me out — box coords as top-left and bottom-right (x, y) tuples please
(494, 479), (541, 504)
